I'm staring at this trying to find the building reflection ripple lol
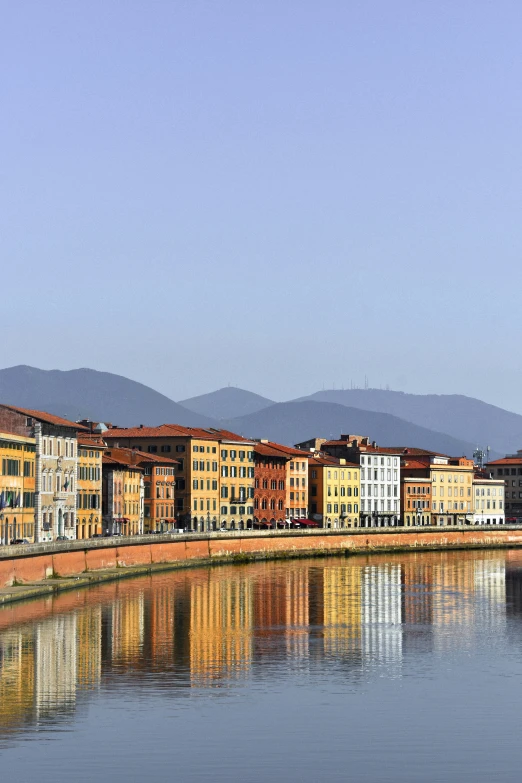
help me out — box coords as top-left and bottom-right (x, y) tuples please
(0, 549), (519, 745)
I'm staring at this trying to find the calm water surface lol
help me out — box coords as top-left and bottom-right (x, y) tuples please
(1, 549), (522, 782)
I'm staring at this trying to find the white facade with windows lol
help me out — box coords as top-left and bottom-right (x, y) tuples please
(35, 422), (78, 542)
(472, 478), (505, 525)
(359, 451), (401, 526)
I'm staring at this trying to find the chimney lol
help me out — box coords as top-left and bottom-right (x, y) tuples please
(372, 441), (377, 448)
(139, 424), (144, 429)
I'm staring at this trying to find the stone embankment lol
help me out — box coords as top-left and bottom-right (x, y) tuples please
(1, 526), (522, 606)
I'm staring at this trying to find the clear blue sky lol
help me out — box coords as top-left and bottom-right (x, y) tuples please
(1, 1), (521, 410)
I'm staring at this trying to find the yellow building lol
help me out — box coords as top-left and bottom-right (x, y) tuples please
(308, 455), (360, 528)
(219, 437), (255, 529)
(76, 436), (105, 539)
(402, 454), (475, 525)
(0, 432), (36, 544)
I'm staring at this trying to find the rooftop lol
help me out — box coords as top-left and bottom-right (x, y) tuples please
(0, 404), (89, 431)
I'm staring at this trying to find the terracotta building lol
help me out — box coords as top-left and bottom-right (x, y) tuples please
(253, 442), (287, 527)
(401, 474), (432, 526)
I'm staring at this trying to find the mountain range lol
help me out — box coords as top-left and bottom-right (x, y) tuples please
(1, 364), (520, 460)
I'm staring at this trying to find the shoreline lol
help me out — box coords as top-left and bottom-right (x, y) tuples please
(1, 526), (522, 607)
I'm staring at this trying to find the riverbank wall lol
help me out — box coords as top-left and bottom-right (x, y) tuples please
(1, 526), (522, 606)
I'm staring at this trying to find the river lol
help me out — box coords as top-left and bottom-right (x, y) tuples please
(1, 549), (522, 782)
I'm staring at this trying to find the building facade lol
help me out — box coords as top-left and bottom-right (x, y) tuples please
(401, 476), (432, 526)
(0, 432), (36, 543)
(253, 442), (287, 528)
(308, 436), (401, 527)
(77, 436), (104, 539)
(102, 449), (144, 535)
(219, 438), (255, 529)
(402, 452), (475, 525)
(103, 425), (254, 531)
(472, 476), (505, 525)
(308, 455), (360, 528)
(0, 406), (83, 542)
(485, 453), (522, 520)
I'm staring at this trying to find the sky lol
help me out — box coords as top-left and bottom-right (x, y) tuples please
(1, 1), (522, 411)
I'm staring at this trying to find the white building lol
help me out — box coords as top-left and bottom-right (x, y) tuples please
(358, 450), (401, 526)
(472, 477), (505, 525)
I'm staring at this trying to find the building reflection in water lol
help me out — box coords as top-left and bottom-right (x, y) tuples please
(0, 549), (520, 743)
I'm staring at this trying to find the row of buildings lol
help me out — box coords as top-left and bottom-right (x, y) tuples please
(0, 404), (516, 543)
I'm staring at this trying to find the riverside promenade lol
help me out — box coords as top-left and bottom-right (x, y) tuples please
(1, 525), (522, 606)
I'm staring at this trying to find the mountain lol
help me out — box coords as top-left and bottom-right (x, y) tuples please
(222, 401), (486, 458)
(296, 389), (522, 456)
(0, 366), (216, 428)
(179, 386), (274, 420)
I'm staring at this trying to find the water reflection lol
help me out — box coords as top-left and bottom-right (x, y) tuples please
(0, 549), (521, 745)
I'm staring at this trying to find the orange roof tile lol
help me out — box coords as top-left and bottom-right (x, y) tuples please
(103, 424), (252, 443)
(77, 436), (107, 449)
(486, 457), (522, 465)
(103, 446), (178, 467)
(0, 405), (89, 430)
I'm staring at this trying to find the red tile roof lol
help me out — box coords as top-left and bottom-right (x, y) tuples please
(309, 455), (359, 468)
(102, 454), (144, 471)
(486, 457), (522, 465)
(0, 405), (89, 431)
(254, 442), (290, 459)
(103, 424), (251, 443)
(103, 447), (178, 467)
(401, 460), (431, 471)
(77, 436), (107, 449)
(257, 441), (310, 459)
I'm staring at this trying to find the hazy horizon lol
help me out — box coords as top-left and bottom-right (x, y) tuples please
(2, 2), (521, 411)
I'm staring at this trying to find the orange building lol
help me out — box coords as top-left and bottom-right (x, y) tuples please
(401, 475), (432, 526)
(102, 449), (144, 535)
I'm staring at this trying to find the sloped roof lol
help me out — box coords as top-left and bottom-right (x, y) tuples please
(0, 404), (89, 430)
(103, 423), (251, 443)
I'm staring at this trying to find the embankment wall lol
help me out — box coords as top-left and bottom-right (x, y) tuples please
(1, 526), (522, 600)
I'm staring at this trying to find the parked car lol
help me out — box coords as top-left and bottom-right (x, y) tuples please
(55, 535), (68, 541)
(10, 538), (29, 545)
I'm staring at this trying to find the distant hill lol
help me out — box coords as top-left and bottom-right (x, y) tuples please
(222, 401), (486, 458)
(297, 389), (522, 456)
(0, 366), (215, 428)
(179, 386), (273, 420)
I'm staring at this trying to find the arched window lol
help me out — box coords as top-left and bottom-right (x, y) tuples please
(270, 499), (275, 510)
(262, 499), (267, 510)
(278, 499), (283, 510)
